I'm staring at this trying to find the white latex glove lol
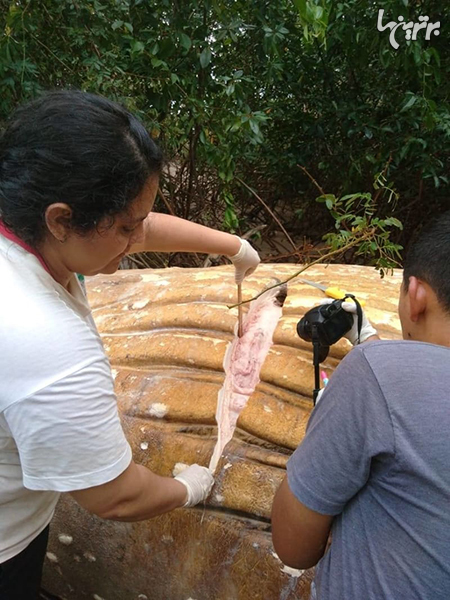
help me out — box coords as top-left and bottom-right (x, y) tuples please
(229, 237), (261, 284)
(319, 299), (378, 346)
(315, 388), (325, 405)
(174, 464), (214, 507)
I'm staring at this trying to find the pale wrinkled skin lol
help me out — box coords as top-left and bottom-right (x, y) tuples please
(209, 285), (287, 473)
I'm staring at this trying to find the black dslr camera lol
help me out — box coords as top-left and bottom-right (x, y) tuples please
(297, 295), (359, 404)
(297, 298), (354, 358)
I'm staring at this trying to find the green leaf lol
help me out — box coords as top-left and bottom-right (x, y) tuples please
(131, 40), (145, 54)
(199, 48), (212, 69)
(249, 119), (260, 135)
(312, 6), (323, 20)
(340, 193), (360, 202)
(224, 206), (239, 231)
(226, 83), (235, 96)
(316, 194), (336, 204)
(293, 0), (307, 15)
(401, 94), (418, 112)
(228, 120), (241, 133)
(384, 217), (403, 229)
(180, 33), (191, 51)
(149, 42), (159, 55)
(151, 57), (164, 67)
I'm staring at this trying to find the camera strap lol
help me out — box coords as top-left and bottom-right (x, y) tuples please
(343, 293), (363, 344)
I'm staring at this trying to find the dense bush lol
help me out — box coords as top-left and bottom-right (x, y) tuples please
(1, 0), (448, 269)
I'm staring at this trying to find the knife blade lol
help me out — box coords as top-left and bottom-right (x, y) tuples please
(300, 279), (366, 306)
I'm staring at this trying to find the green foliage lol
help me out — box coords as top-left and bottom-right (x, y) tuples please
(261, 1), (449, 195)
(0, 0), (449, 269)
(317, 173), (403, 275)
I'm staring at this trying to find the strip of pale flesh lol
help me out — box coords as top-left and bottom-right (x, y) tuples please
(209, 284), (287, 473)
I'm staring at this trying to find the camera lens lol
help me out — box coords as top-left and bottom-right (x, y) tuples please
(297, 317), (312, 342)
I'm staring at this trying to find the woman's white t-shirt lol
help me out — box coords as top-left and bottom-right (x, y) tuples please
(0, 235), (132, 562)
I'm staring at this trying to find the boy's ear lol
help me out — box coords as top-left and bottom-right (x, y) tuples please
(407, 276), (428, 322)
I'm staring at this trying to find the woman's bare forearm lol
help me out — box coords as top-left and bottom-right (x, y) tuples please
(128, 213), (241, 256)
(70, 462), (187, 521)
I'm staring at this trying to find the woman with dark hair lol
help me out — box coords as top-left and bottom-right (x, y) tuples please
(0, 90), (260, 599)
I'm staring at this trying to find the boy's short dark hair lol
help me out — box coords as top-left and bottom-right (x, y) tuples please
(0, 90), (163, 246)
(403, 211), (450, 313)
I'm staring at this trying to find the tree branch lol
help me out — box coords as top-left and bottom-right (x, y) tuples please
(228, 229), (375, 308)
(236, 177), (302, 260)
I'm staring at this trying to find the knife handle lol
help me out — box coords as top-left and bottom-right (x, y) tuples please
(326, 286), (366, 307)
(237, 284), (243, 337)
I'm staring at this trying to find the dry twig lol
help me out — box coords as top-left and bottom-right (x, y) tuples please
(228, 229), (375, 308)
(298, 165), (326, 195)
(236, 177), (302, 260)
